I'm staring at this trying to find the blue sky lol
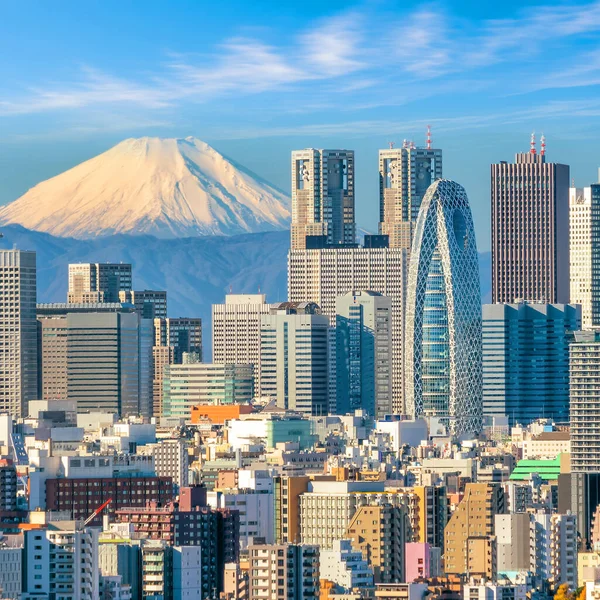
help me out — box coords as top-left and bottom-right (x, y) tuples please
(2, 1), (600, 251)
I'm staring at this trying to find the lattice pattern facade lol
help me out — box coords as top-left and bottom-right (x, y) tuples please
(405, 180), (482, 437)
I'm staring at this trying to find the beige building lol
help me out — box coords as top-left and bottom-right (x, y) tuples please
(444, 483), (505, 577)
(274, 475), (310, 544)
(248, 543), (319, 600)
(68, 262), (132, 303)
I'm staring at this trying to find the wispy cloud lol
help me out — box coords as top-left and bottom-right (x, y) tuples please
(2, 1), (600, 121)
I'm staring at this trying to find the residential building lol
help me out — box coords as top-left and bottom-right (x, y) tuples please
(373, 583), (430, 600)
(404, 543), (441, 582)
(0, 543), (22, 600)
(491, 141), (570, 304)
(23, 522), (99, 600)
(346, 503), (408, 583)
(495, 513), (532, 573)
(212, 293), (273, 391)
(378, 141), (442, 249)
(0, 249), (37, 417)
(320, 539), (373, 591)
(444, 483), (505, 577)
(288, 246), (408, 413)
(37, 304), (151, 416)
(335, 290), (392, 417)
(274, 475), (310, 544)
(291, 149), (355, 249)
(463, 582), (527, 600)
(412, 485), (448, 550)
(161, 363), (254, 419)
(483, 302), (580, 425)
(404, 179), (482, 438)
(119, 289), (167, 319)
(138, 439), (190, 490)
(68, 262), (132, 303)
(247, 543), (319, 600)
(260, 302), (329, 416)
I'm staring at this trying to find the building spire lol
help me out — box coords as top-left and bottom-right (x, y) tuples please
(530, 132), (537, 155)
(426, 125), (432, 150)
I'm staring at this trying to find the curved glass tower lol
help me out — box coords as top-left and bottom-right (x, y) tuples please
(405, 179), (482, 437)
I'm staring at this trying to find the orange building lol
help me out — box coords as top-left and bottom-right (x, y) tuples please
(190, 404), (254, 425)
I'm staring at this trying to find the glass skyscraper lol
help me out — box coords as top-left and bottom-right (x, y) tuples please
(404, 179), (482, 438)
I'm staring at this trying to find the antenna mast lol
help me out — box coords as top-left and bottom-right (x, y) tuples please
(426, 125), (432, 150)
(530, 132), (537, 155)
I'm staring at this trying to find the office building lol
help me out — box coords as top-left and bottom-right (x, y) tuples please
(289, 247), (408, 413)
(404, 179), (482, 438)
(291, 149), (355, 249)
(335, 290), (392, 417)
(248, 543), (319, 600)
(570, 180), (600, 328)
(260, 302), (329, 416)
(68, 262), (132, 303)
(444, 483), (505, 577)
(491, 140), (570, 304)
(161, 363), (254, 419)
(37, 304), (150, 416)
(483, 302), (580, 425)
(0, 249), (37, 417)
(119, 289), (167, 319)
(23, 522), (99, 600)
(212, 293), (273, 391)
(379, 140), (442, 249)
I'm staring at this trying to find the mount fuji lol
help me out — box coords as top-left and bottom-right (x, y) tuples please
(0, 137), (291, 239)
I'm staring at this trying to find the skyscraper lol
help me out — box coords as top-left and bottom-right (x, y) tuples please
(259, 302), (329, 415)
(491, 138), (570, 304)
(68, 263), (132, 303)
(570, 179), (600, 328)
(0, 249), (37, 417)
(335, 290), (392, 417)
(379, 139), (442, 249)
(119, 289), (167, 319)
(482, 302), (580, 425)
(404, 179), (482, 438)
(291, 149), (355, 249)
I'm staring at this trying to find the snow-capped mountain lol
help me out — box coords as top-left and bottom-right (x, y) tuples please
(0, 137), (291, 239)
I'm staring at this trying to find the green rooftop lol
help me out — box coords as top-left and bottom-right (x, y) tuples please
(509, 456), (562, 481)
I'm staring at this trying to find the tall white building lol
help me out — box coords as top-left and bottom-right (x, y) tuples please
(570, 181), (600, 329)
(260, 302), (329, 416)
(212, 294), (274, 391)
(23, 522), (99, 600)
(379, 142), (442, 249)
(0, 249), (37, 417)
(288, 248), (408, 413)
(320, 539), (373, 591)
(291, 149), (355, 250)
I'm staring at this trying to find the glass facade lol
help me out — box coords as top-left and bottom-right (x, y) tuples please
(405, 179), (482, 437)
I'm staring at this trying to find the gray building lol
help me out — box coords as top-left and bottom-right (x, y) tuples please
(260, 302), (329, 416)
(37, 303), (151, 417)
(335, 290), (392, 417)
(0, 249), (37, 417)
(483, 302), (580, 425)
(291, 149), (355, 249)
(491, 140), (570, 304)
(379, 141), (442, 249)
(68, 262), (132, 303)
(119, 289), (167, 319)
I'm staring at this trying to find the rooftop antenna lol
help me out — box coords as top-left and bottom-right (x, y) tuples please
(530, 131), (537, 155)
(409, 140), (416, 150)
(540, 134), (546, 156)
(426, 125), (432, 150)
(388, 141), (395, 149)
(229, 284), (232, 294)
(402, 139), (409, 149)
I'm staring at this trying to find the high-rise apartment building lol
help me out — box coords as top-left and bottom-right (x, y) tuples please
(404, 180), (482, 438)
(444, 483), (505, 577)
(0, 249), (37, 417)
(138, 439), (190, 490)
(274, 475), (310, 544)
(291, 149), (355, 249)
(37, 304), (151, 416)
(212, 294), (273, 391)
(570, 180), (600, 328)
(68, 262), (132, 303)
(491, 142), (570, 304)
(119, 289), (167, 319)
(379, 141), (442, 249)
(289, 248), (408, 413)
(161, 362), (254, 419)
(335, 291), (392, 417)
(247, 543), (319, 600)
(483, 302), (580, 425)
(259, 302), (329, 416)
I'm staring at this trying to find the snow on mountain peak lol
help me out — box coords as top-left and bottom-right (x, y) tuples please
(0, 136), (291, 239)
